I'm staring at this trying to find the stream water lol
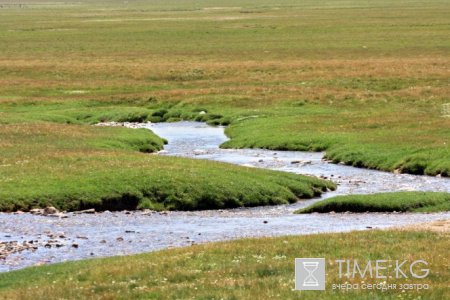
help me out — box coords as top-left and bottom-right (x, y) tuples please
(1, 121), (449, 272)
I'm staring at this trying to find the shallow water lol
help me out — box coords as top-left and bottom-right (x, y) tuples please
(148, 122), (450, 206)
(1, 121), (449, 272)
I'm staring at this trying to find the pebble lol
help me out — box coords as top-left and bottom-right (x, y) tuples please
(43, 207), (59, 215)
(74, 208), (96, 214)
(47, 213), (69, 218)
(141, 210), (156, 216)
(29, 208), (44, 215)
(0, 241), (38, 258)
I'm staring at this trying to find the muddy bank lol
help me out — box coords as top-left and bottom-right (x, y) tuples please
(398, 219), (450, 233)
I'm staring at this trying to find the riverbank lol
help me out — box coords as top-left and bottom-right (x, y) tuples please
(297, 192), (450, 213)
(0, 229), (448, 299)
(400, 219), (450, 233)
(1, 0), (449, 188)
(0, 120), (334, 212)
(1, 121), (449, 272)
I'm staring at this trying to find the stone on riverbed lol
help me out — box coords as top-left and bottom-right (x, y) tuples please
(74, 208), (96, 214)
(29, 208), (44, 215)
(141, 209), (157, 215)
(43, 207), (59, 215)
(47, 212), (69, 218)
(0, 241), (39, 258)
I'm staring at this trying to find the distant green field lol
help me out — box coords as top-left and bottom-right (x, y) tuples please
(0, 0), (449, 211)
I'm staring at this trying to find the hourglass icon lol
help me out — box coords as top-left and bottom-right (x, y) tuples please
(302, 261), (319, 287)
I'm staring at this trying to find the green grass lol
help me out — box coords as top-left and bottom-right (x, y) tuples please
(297, 192), (450, 213)
(0, 120), (334, 211)
(0, 230), (448, 299)
(0, 0), (450, 176)
(0, 99), (335, 212)
(0, 1), (449, 297)
(0, 0), (449, 210)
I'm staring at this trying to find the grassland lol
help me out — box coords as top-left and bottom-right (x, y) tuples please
(297, 192), (450, 214)
(0, 0), (449, 213)
(0, 1), (449, 298)
(1, 0), (449, 177)
(0, 230), (448, 299)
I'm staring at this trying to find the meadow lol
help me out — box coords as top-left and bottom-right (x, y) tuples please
(0, 0), (449, 212)
(0, 0), (449, 298)
(0, 230), (448, 299)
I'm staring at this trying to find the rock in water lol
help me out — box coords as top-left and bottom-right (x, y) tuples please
(29, 208), (44, 215)
(43, 207), (59, 215)
(74, 208), (96, 214)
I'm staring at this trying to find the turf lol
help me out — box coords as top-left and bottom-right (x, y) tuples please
(1, 0), (449, 176)
(0, 230), (448, 299)
(0, 0), (449, 211)
(0, 120), (334, 211)
(296, 192), (450, 214)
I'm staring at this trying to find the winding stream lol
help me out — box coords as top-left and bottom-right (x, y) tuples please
(0, 121), (449, 272)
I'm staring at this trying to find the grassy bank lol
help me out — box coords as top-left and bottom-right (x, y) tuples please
(0, 230), (448, 299)
(297, 192), (450, 213)
(0, 120), (334, 211)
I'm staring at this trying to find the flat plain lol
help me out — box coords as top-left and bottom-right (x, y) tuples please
(0, 0), (449, 298)
(0, 0), (449, 210)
